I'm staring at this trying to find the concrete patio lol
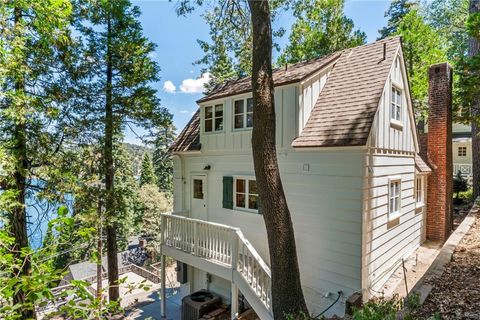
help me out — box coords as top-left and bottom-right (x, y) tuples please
(125, 284), (190, 320)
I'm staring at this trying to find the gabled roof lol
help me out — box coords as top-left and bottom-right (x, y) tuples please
(169, 109), (201, 153)
(415, 154), (432, 173)
(171, 37), (403, 152)
(197, 52), (341, 104)
(292, 37), (401, 147)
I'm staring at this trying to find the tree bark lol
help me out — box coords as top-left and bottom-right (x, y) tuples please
(247, 1), (309, 318)
(471, 0), (480, 198)
(105, 12), (120, 302)
(11, 6), (36, 319)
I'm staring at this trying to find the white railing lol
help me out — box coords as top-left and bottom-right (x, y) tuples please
(454, 163), (473, 176)
(161, 213), (273, 316)
(237, 233), (272, 311)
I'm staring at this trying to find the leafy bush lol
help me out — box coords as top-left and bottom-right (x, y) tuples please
(352, 293), (421, 320)
(453, 171), (469, 199)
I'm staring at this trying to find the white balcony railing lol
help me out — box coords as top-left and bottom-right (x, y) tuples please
(160, 213), (273, 318)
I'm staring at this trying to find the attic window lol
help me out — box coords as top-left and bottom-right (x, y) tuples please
(205, 104), (223, 133)
(458, 146), (467, 157)
(391, 86), (402, 122)
(234, 98), (253, 129)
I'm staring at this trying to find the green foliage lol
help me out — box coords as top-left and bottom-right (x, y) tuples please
(458, 8), (480, 122)
(140, 152), (156, 186)
(152, 126), (175, 193)
(277, 0), (366, 65)
(454, 171), (469, 198)
(394, 9), (448, 118)
(182, 0), (287, 92)
(424, 0), (470, 63)
(378, 0), (418, 39)
(137, 183), (172, 257)
(353, 293), (421, 320)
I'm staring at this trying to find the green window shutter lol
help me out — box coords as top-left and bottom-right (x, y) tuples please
(223, 176), (233, 209)
(257, 196), (262, 214)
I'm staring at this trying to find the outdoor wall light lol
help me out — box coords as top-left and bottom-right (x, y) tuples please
(203, 164), (211, 170)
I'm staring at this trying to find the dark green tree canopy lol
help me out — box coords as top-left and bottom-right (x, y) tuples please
(277, 0), (366, 64)
(378, 0), (418, 39)
(153, 125), (175, 193)
(139, 152), (156, 186)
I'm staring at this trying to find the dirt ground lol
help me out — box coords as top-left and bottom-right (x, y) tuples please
(413, 208), (480, 319)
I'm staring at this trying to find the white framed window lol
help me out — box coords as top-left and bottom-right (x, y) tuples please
(234, 98), (253, 129)
(415, 176), (424, 204)
(391, 86), (402, 121)
(234, 177), (259, 213)
(204, 104), (224, 133)
(388, 178), (401, 220)
(458, 146), (467, 157)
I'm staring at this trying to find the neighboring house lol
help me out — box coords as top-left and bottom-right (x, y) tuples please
(60, 253), (129, 285)
(160, 37), (452, 319)
(452, 123), (472, 183)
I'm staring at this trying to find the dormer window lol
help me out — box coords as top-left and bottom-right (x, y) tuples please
(391, 86), (402, 121)
(234, 98), (253, 129)
(205, 104), (223, 133)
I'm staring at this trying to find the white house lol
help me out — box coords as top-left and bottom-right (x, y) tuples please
(452, 123), (472, 183)
(159, 37), (453, 319)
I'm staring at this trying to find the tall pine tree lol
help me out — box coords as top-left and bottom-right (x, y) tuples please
(378, 0), (418, 39)
(277, 0), (366, 64)
(71, 0), (172, 301)
(140, 152), (156, 186)
(0, 1), (73, 317)
(153, 125), (175, 193)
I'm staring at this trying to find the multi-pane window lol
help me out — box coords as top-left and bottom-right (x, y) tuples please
(234, 98), (253, 129)
(416, 177), (423, 203)
(458, 146), (467, 157)
(234, 178), (259, 212)
(204, 104), (223, 132)
(391, 86), (402, 121)
(389, 180), (401, 218)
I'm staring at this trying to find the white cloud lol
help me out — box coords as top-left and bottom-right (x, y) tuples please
(163, 80), (176, 93)
(180, 73), (211, 94)
(179, 110), (189, 114)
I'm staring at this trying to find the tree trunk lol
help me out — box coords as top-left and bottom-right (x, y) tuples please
(11, 7), (36, 319)
(97, 197), (103, 304)
(471, 0), (480, 199)
(105, 12), (119, 302)
(247, 1), (309, 318)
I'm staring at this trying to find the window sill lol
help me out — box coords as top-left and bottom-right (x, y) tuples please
(416, 202), (425, 208)
(232, 207), (260, 215)
(203, 130), (224, 135)
(390, 119), (404, 131)
(232, 127), (253, 132)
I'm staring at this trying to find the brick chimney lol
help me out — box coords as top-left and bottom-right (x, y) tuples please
(426, 63), (453, 242)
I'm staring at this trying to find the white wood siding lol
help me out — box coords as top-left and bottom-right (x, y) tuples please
(180, 148), (364, 316)
(363, 51), (425, 297)
(199, 85), (298, 153)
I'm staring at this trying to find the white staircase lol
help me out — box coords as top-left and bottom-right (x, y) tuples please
(160, 214), (273, 320)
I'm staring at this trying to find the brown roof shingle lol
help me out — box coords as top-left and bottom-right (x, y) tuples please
(291, 37), (401, 147)
(415, 154), (432, 173)
(197, 52), (341, 104)
(169, 109), (201, 152)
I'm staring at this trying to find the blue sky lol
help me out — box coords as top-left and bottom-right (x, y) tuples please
(126, 0), (391, 144)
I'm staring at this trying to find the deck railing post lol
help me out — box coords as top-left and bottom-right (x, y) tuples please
(230, 230), (239, 319)
(193, 221), (197, 255)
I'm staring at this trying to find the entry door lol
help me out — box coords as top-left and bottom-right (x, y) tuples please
(191, 176), (207, 220)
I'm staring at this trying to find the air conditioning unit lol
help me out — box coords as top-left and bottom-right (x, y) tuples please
(182, 289), (221, 320)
